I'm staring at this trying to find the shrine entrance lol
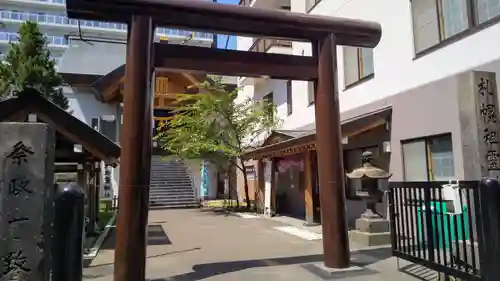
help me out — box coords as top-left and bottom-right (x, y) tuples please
(65, 1), (382, 280)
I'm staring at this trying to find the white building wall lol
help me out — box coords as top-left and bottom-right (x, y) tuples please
(236, 35), (316, 131)
(64, 87), (121, 197)
(64, 86), (118, 125)
(253, 79), (289, 121)
(237, 36), (254, 52)
(289, 0), (500, 115)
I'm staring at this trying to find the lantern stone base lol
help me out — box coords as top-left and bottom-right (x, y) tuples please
(349, 218), (391, 247)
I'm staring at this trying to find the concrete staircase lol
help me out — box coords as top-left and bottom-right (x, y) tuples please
(149, 156), (198, 209)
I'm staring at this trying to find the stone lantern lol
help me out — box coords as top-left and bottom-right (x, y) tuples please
(346, 150), (392, 246)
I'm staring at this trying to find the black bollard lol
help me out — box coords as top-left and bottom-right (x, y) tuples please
(478, 178), (500, 281)
(52, 182), (85, 281)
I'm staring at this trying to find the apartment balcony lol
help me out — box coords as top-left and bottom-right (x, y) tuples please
(0, 10), (213, 46)
(1, 0), (66, 16)
(239, 0), (290, 11)
(0, 32), (67, 57)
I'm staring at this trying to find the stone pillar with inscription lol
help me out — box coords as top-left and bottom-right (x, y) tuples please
(0, 123), (55, 281)
(458, 71), (500, 179)
(457, 71), (499, 272)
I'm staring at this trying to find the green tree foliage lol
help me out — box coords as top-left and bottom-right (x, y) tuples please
(0, 21), (69, 110)
(155, 78), (280, 207)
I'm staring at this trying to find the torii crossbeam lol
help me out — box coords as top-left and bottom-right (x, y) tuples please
(65, 1), (381, 281)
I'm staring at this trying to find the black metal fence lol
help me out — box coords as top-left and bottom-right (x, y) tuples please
(388, 180), (487, 281)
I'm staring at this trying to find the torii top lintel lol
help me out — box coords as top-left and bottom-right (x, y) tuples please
(66, 0), (381, 48)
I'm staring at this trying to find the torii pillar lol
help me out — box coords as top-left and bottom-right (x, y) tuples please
(114, 15), (154, 281)
(315, 34), (350, 267)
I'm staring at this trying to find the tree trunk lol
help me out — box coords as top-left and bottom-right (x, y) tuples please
(225, 164), (239, 208)
(239, 158), (251, 210)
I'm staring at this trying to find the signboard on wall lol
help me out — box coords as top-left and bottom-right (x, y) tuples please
(100, 162), (113, 199)
(264, 160), (272, 217)
(245, 165), (255, 180)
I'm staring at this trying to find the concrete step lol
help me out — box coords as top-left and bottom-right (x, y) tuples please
(149, 157), (197, 210)
(150, 183), (192, 186)
(149, 199), (197, 205)
(149, 189), (194, 194)
(149, 181), (192, 186)
(150, 180), (192, 184)
(149, 198), (196, 204)
(151, 164), (186, 167)
(150, 181), (192, 185)
(149, 193), (195, 199)
(149, 203), (199, 210)
(151, 162), (186, 165)
(151, 163), (186, 165)
(150, 165), (187, 168)
(150, 173), (189, 176)
(149, 189), (195, 195)
(150, 186), (193, 190)
(150, 170), (189, 174)
(150, 175), (190, 179)
(150, 179), (192, 183)
(151, 170), (187, 172)
(151, 175), (189, 178)
(150, 187), (193, 191)
(149, 197), (197, 204)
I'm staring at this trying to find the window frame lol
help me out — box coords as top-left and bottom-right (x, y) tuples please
(401, 133), (455, 181)
(411, 0), (500, 58)
(343, 47), (375, 88)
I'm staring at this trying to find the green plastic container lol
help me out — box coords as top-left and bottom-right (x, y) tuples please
(417, 202), (469, 249)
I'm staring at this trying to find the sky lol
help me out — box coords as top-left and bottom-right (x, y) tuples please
(214, 0), (239, 49)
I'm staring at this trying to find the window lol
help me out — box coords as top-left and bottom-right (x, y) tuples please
(344, 47), (374, 86)
(155, 77), (168, 96)
(476, 0), (500, 23)
(100, 116), (117, 142)
(286, 80), (293, 115)
(91, 118), (99, 131)
(402, 134), (455, 181)
(306, 0), (321, 12)
(307, 81), (315, 105)
(263, 92), (273, 104)
(411, 0), (500, 54)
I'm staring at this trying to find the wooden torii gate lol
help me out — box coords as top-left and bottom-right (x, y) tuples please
(66, 1), (381, 280)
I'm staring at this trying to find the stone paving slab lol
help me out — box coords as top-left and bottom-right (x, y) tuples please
(83, 209), (432, 281)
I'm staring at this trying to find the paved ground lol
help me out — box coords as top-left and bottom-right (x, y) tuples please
(83, 209), (434, 281)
